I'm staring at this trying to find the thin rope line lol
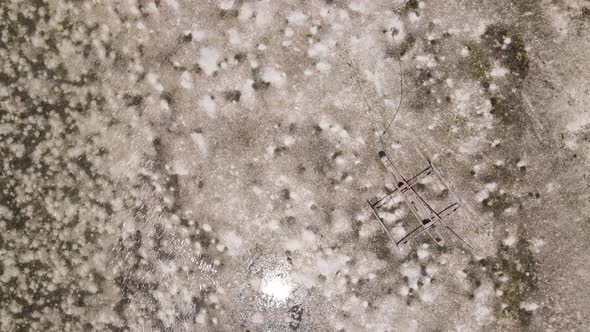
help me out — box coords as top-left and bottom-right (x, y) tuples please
(344, 56), (404, 152)
(382, 60), (403, 138)
(345, 61), (386, 135)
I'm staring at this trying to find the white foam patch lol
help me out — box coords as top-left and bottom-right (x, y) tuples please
(400, 262), (421, 289)
(349, 0), (368, 13)
(381, 208), (404, 224)
(316, 62), (331, 73)
(198, 47), (220, 76)
(165, 0), (179, 11)
(147, 72), (164, 92)
(416, 54), (437, 68)
(238, 3), (253, 21)
(485, 182), (498, 192)
(240, 79), (256, 107)
(502, 234), (517, 247)
(392, 225), (407, 239)
(503, 206), (518, 216)
(199, 95), (217, 118)
(332, 209), (352, 234)
(218, 0), (234, 10)
(254, 4), (273, 26)
(191, 29), (206, 42)
(287, 11), (308, 25)
(290, 270), (316, 289)
(317, 116), (351, 143)
(283, 135), (296, 146)
(547, 5), (570, 37)
(352, 252), (385, 277)
(387, 15), (406, 43)
(520, 302), (539, 311)
(474, 282), (495, 326)
(191, 132), (208, 156)
(316, 254), (350, 276)
(285, 229), (318, 251)
(221, 231), (244, 256)
(490, 62), (509, 77)
(174, 160), (189, 176)
(227, 29), (241, 45)
(476, 188), (490, 202)
(262, 67), (287, 88)
(308, 42), (330, 58)
(359, 220), (379, 238)
(251, 312), (264, 324)
(179, 71), (193, 89)
(419, 285), (435, 303)
(417, 247), (430, 261)
(529, 238), (545, 253)
(459, 136), (484, 155)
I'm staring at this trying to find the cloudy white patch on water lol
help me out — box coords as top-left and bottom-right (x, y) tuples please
(2, 0), (590, 331)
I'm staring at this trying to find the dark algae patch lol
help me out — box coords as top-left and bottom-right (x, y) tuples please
(386, 34), (416, 59)
(495, 232), (537, 326)
(465, 42), (491, 82)
(489, 92), (529, 127)
(466, 229), (537, 327)
(464, 23), (529, 87)
(462, 23), (531, 128)
(481, 24), (530, 81)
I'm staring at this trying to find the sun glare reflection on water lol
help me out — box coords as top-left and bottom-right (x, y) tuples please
(260, 271), (293, 305)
